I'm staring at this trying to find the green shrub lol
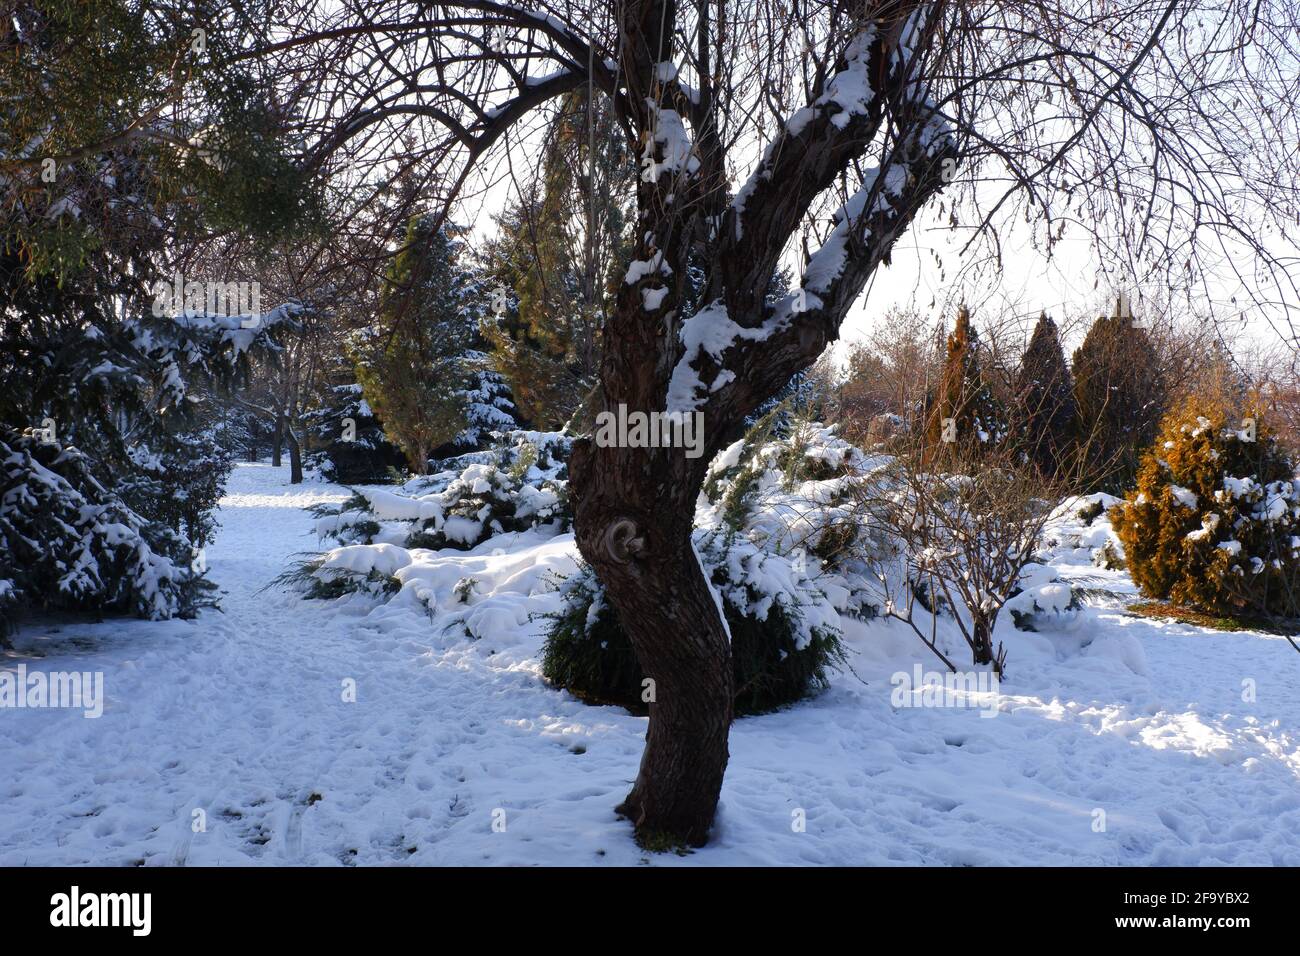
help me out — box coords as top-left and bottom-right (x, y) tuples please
(541, 536), (848, 716)
(271, 554), (402, 600)
(1112, 401), (1300, 618)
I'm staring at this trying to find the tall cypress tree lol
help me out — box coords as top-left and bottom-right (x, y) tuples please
(1071, 296), (1162, 490)
(354, 217), (484, 474)
(1013, 311), (1077, 475)
(924, 305), (1007, 464)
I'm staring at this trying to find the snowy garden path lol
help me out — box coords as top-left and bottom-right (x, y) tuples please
(3, 462), (1299, 865)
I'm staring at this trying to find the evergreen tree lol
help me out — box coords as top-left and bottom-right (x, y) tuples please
(354, 216), (512, 474)
(303, 377), (408, 484)
(451, 352), (518, 452)
(479, 89), (636, 428)
(1071, 296), (1162, 490)
(0, 1), (313, 639)
(1113, 400), (1300, 619)
(1013, 311), (1077, 476)
(924, 305), (1008, 464)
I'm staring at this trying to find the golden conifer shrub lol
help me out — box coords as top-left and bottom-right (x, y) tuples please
(1112, 401), (1300, 618)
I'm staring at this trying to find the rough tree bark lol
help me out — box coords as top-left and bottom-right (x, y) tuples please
(272, 411), (285, 467)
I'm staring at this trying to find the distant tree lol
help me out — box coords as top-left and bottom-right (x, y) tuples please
(924, 306), (1008, 464)
(355, 216), (489, 474)
(303, 376), (408, 484)
(479, 89), (636, 428)
(1013, 311), (1077, 475)
(1071, 297), (1162, 490)
(448, 353), (518, 454)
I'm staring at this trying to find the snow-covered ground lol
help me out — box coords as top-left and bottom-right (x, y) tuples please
(3, 461), (1299, 866)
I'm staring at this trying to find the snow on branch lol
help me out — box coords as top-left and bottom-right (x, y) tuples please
(730, 25), (880, 237)
(640, 97), (701, 184)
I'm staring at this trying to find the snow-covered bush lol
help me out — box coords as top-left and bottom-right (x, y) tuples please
(273, 543), (407, 600)
(312, 431), (571, 551)
(0, 429), (208, 640)
(541, 530), (847, 716)
(1040, 493), (1126, 569)
(1005, 562), (1081, 630)
(304, 382), (408, 484)
(703, 409), (884, 587)
(1112, 402), (1300, 618)
(0, 250), (296, 639)
(853, 443), (1080, 672)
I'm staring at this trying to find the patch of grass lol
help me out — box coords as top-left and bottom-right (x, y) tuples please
(635, 829), (694, 855)
(1127, 601), (1299, 636)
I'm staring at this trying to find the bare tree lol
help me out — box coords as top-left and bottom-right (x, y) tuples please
(856, 445), (1067, 677)
(244, 0), (1300, 845)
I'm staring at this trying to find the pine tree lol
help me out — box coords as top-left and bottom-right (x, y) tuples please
(0, 0), (314, 640)
(303, 376), (408, 484)
(1071, 296), (1162, 490)
(1013, 311), (1077, 476)
(924, 305), (1008, 464)
(354, 216), (510, 474)
(451, 352), (518, 452)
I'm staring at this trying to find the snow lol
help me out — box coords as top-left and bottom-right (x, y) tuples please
(666, 300), (775, 413)
(3, 462), (1300, 865)
(641, 286), (669, 311)
(623, 252), (671, 285)
(320, 543), (412, 578)
(640, 100), (699, 183)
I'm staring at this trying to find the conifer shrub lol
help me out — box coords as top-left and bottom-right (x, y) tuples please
(923, 305), (1008, 466)
(271, 553), (402, 600)
(1072, 303), (1163, 490)
(311, 432), (571, 550)
(1012, 311), (1077, 476)
(0, 428), (211, 640)
(1112, 401), (1300, 619)
(541, 534), (848, 717)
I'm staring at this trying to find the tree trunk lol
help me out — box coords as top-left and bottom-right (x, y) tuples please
(569, 438), (733, 847)
(411, 444), (429, 476)
(272, 412), (284, 468)
(972, 615), (992, 665)
(286, 428), (303, 484)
